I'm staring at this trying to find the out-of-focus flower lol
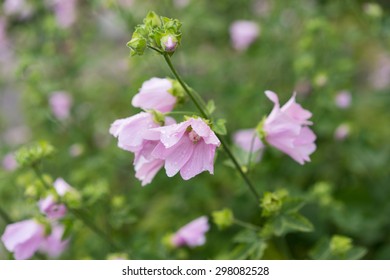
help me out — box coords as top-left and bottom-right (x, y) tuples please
(262, 91), (316, 164)
(229, 20), (260, 51)
(368, 54), (390, 90)
(146, 118), (220, 180)
(38, 196), (67, 220)
(173, 0), (190, 8)
(335, 91), (352, 109)
(171, 216), (209, 248)
(3, 126), (31, 146)
(233, 129), (263, 153)
(50, 0), (77, 29)
(3, 0), (33, 19)
(39, 224), (68, 258)
(49, 91), (73, 120)
(69, 143), (84, 157)
(39, 178), (73, 219)
(110, 112), (162, 153)
(132, 78), (177, 113)
(253, 0), (271, 17)
(334, 123), (350, 141)
(2, 153), (17, 171)
(118, 0), (134, 8)
(1, 219), (45, 260)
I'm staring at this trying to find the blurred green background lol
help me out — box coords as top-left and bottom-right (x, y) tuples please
(1, 0), (390, 259)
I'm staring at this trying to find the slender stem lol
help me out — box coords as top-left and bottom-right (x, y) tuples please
(31, 165), (122, 252)
(234, 219), (261, 231)
(166, 111), (197, 116)
(0, 206), (12, 224)
(163, 54), (260, 201)
(147, 45), (164, 55)
(163, 54), (209, 119)
(247, 132), (257, 173)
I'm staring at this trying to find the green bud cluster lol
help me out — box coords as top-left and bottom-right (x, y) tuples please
(330, 235), (353, 255)
(260, 191), (287, 217)
(127, 11), (182, 56)
(15, 141), (55, 168)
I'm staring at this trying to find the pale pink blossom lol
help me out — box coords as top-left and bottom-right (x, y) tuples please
(368, 54), (390, 90)
(49, 91), (73, 120)
(38, 178), (72, 219)
(263, 91), (316, 164)
(50, 0), (77, 29)
(53, 178), (73, 196)
(171, 216), (209, 248)
(233, 129), (263, 152)
(39, 224), (68, 258)
(335, 91), (352, 109)
(109, 112), (162, 153)
(146, 118), (220, 180)
(132, 78), (177, 113)
(3, 0), (33, 19)
(133, 141), (164, 186)
(334, 123), (350, 141)
(173, 0), (190, 8)
(1, 219), (45, 260)
(229, 20), (260, 51)
(2, 153), (17, 171)
(38, 196), (67, 220)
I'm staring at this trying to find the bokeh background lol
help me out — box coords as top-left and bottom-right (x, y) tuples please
(1, 0), (390, 259)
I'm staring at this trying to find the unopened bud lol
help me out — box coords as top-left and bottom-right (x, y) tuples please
(161, 35), (178, 53)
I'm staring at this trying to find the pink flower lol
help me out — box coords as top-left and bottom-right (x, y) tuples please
(50, 0), (77, 29)
(335, 91), (352, 109)
(1, 219), (45, 260)
(171, 216), (209, 248)
(3, 0), (33, 19)
(131, 78), (177, 113)
(146, 118), (220, 180)
(2, 153), (17, 171)
(334, 123), (350, 141)
(229, 20), (260, 51)
(233, 129), (264, 153)
(53, 177), (73, 196)
(39, 224), (68, 258)
(109, 112), (162, 153)
(133, 141), (164, 186)
(263, 91), (316, 164)
(49, 91), (73, 120)
(38, 178), (72, 219)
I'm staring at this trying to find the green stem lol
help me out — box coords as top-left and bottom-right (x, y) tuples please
(166, 111), (197, 116)
(234, 219), (261, 231)
(0, 206), (12, 224)
(31, 165), (122, 252)
(163, 54), (260, 201)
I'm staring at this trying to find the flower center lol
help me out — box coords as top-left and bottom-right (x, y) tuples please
(188, 130), (201, 143)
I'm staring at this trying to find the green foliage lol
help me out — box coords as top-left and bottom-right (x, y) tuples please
(15, 141), (55, 168)
(212, 208), (234, 230)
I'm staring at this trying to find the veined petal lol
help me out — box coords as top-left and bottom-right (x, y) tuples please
(163, 135), (194, 177)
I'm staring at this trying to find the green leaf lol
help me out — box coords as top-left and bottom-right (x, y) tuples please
(273, 213), (314, 236)
(206, 100), (216, 115)
(213, 119), (227, 135)
(283, 213), (314, 233)
(281, 197), (305, 214)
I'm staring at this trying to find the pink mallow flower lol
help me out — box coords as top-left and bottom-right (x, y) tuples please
(38, 177), (73, 219)
(39, 224), (68, 258)
(335, 90), (352, 109)
(1, 219), (45, 260)
(263, 91), (316, 165)
(334, 123), (350, 141)
(171, 216), (209, 248)
(233, 129), (264, 153)
(50, 0), (77, 29)
(109, 112), (162, 153)
(146, 118), (220, 180)
(229, 20), (260, 51)
(2, 153), (17, 171)
(131, 78), (177, 113)
(49, 91), (73, 120)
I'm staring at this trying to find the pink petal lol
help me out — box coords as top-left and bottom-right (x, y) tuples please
(180, 140), (216, 180)
(163, 136), (194, 177)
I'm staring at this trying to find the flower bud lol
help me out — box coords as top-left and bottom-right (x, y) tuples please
(144, 11), (162, 28)
(330, 235), (352, 255)
(260, 192), (283, 217)
(212, 208), (234, 230)
(161, 34), (178, 53)
(126, 32), (147, 56)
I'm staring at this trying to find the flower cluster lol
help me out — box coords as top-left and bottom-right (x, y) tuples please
(1, 178), (72, 259)
(110, 77), (220, 186)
